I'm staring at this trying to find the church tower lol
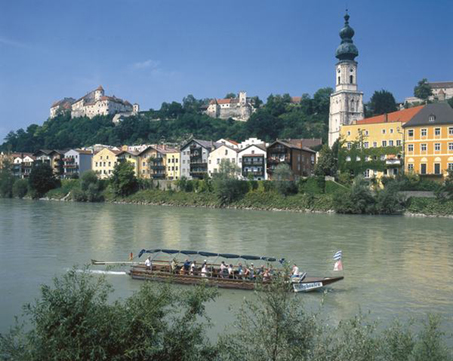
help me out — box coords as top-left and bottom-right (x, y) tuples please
(328, 12), (364, 147)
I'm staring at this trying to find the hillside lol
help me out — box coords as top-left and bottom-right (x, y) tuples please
(1, 90), (332, 152)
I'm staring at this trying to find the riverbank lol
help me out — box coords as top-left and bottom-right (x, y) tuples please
(34, 187), (453, 218)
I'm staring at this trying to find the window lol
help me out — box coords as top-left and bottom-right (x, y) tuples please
(435, 128), (441, 136)
(421, 164), (427, 174)
(373, 142), (377, 148)
(408, 163), (414, 171)
(390, 128), (394, 134)
(449, 143), (453, 151)
(365, 130), (369, 136)
(107, 156), (109, 160)
(448, 163), (453, 171)
(347, 131), (351, 136)
(396, 140), (402, 147)
(95, 162), (98, 167)
(108, 162), (111, 166)
(449, 127), (453, 136)
(382, 140), (387, 147)
(408, 144), (414, 152)
(350, 75), (354, 84)
(421, 129), (427, 137)
(338, 76), (340, 84)
(364, 142), (369, 149)
(347, 142), (352, 150)
(421, 144), (427, 152)
(389, 140), (394, 146)
(435, 143), (441, 151)
(382, 129), (386, 134)
(429, 115), (436, 122)
(225, 150), (228, 155)
(364, 169), (370, 178)
(408, 129), (414, 137)
(217, 159), (220, 165)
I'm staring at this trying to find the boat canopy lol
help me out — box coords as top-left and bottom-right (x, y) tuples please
(138, 248), (279, 262)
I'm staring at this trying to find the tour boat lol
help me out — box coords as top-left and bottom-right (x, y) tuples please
(91, 248), (344, 293)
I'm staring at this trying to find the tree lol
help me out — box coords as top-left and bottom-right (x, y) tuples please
(12, 179), (29, 198)
(272, 163), (297, 196)
(225, 93), (236, 99)
(368, 90), (397, 116)
(28, 163), (60, 198)
(0, 268), (218, 360)
(315, 144), (337, 177)
(414, 78), (433, 101)
(212, 159), (248, 204)
(110, 161), (138, 197)
(0, 159), (15, 198)
(312, 87), (334, 116)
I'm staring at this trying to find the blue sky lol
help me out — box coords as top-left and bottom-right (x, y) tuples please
(0, 0), (452, 141)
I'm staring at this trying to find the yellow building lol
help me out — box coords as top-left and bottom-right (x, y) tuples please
(117, 150), (140, 176)
(137, 146), (155, 178)
(92, 148), (120, 179)
(340, 106), (424, 178)
(403, 103), (453, 178)
(165, 149), (180, 180)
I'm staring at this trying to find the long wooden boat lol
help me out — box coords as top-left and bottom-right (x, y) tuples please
(93, 248), (344, 293)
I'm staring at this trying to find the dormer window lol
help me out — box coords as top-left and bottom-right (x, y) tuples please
(428, 114), (436, 122)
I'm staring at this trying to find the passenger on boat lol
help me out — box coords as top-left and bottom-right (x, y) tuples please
(220, 261), (228, 278)
(263, 268), (271, 281)
(201, 262), (208, 277)
(145, 257), (152, 271)
(237, 263), (243, 278)
(243, 266), (250, 278)
(291, 264), (300, 279)
(190, 261), (197, 275)
(249, 263), (255, 280)
(170, 259), (177, 273)
(228, 264), (234, 278)
(183, 259), (191, 274)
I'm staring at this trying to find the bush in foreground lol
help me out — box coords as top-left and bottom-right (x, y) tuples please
(1, 270), (451, 360)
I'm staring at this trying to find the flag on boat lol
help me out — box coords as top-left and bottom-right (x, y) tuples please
(333, 250), (342, 261)
(333, 259), (343, 271)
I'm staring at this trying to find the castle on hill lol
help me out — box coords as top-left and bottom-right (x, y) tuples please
(50, 86), (139, 120)
(205, 91), (256, 121)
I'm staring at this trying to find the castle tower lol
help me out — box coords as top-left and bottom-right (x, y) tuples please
(328, 12), (364, 147)
(94, 85), (105, 102)
(239, 91), (247, 106)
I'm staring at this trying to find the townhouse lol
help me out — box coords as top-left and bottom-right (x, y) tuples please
(92, 148), (120, 179)
(237, 144), (267, 180)
(180, 139), (219, 179)
(12, 153), (35, 178)
(208, 144), (238, 177)
(403, 103), (453, 178)
(33, 149), (65, 176)
(62, 149), (93, 178)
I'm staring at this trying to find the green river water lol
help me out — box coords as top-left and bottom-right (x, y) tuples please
(1, 199), (453, 336)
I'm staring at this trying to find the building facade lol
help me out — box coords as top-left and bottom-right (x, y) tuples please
(50, 86), (138, 120)
(165, 149), (180, 180)
(33, 150), (64, 176)
(180, 140), (218, 179)
(403, 103), (453, 178)
(206, 92), (256, 121)
(267, 140), (316, 180)
(12, 153), (35, 178)
(62, 149), (93, 178)
(92, 148), (120, 179)
(328, 12), (364, 147)
(117, 150), (140, 176)
(238, 144), (267, 180)
(207, 145), (238, 177)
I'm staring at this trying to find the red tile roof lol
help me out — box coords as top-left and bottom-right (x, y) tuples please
(356, 105), (425, 125)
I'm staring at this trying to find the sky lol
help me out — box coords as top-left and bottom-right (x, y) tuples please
(0, 0), (452, 141)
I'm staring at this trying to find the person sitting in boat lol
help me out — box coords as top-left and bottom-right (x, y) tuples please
(228, 264), (234, 279)
(201, 262), (208, 278)
(183, 259), (191, 274)
(263, 268), (271, 282)
(145, 257), (152, 271)
(249, 263), (255, 280)
(220, 261), (228, 278)
(237, 263), (243, 278)
(170, 259), (177, 273)
(190, 261), (197, 275)
(291, 263), (300, 279)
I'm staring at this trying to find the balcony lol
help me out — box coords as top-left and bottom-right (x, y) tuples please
(190, 161), (207, 166)
(385, 159), (402, 166)
(267, 156), (290, 164)
(149, 157), (163, 164)
(151, 165), (166, 170)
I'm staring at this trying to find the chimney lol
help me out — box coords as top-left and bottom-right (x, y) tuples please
(384, 113), (388, 122)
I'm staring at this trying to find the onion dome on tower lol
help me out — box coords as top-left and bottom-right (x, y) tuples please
(335, 12), (359, 61)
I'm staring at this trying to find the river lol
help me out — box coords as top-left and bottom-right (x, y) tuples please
(1, 199), (453, 336)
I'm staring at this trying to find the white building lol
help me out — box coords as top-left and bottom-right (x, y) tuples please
(208, 144), (238, 177)
(50, 86), (139, 120)
(216, 139), (239, 149)
(405, 81), (453, 105)
(206, 91), (256, 121)
(328, 12), (364, 147)
(238, 144), (267, 180)
(180, 139), (219, 179)
(238, 137), (266, 149)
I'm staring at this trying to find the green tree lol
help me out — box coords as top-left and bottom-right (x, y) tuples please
(369, 89), (397, 116)
(28, 163), (60, 198)
(225, 93), (236, 99)
(12, 179), (29, 198)
(414, 78), (433, 101)
(212, 159), (248, 204)
(272, 163), (297, 196)
(110, 161), (138, 197)
(333, 176), (376, 214)
(0, 159), (15, 198)
(315, 144), (338, 177)
(312, 87), (334, 116)
(0, 268), (218, 360)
